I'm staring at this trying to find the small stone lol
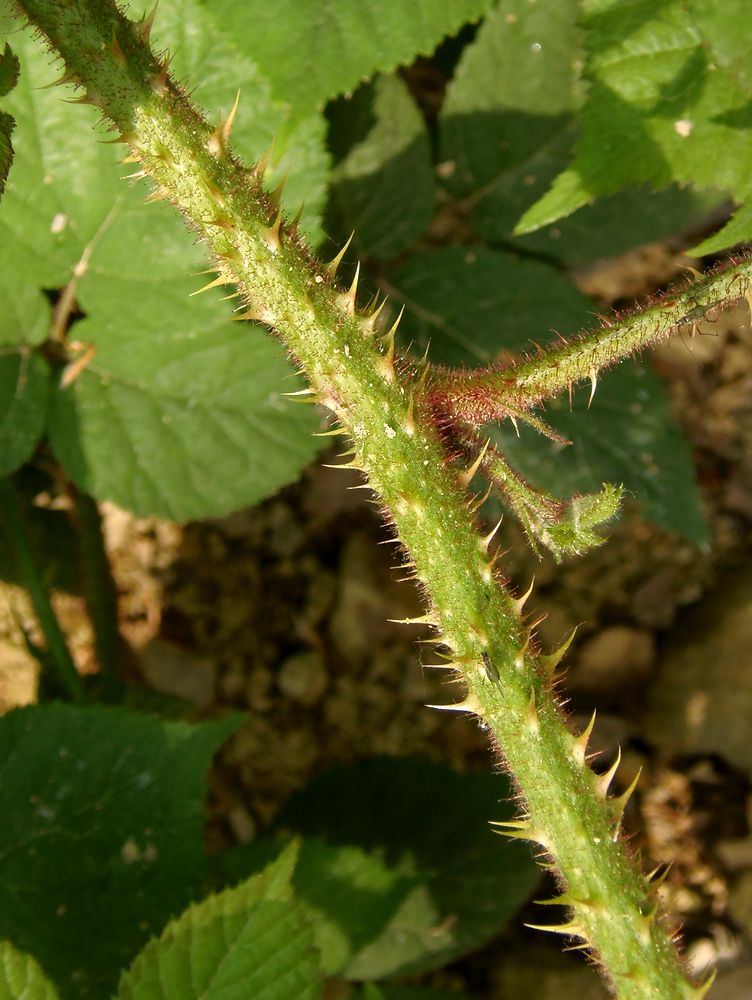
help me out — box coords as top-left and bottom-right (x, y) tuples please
(276, 651), (328, 705)
(0, 640), (38, 713)
(645, 570), (752, 771)
(138, 638), (216, 706)
(574, 626), (654, 692)
(227, 804), (256, 845)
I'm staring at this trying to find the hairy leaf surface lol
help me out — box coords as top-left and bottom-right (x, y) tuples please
(0, 703), (239, 999)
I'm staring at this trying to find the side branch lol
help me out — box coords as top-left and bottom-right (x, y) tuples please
(427, 264), (752, 420)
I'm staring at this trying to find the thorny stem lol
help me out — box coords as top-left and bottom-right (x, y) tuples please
(10, 1), (727, 996)
(427, 268), (752, 427)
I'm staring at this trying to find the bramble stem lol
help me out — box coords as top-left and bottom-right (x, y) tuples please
(11, 1), (721, 995)
(428, 267), (752, 422)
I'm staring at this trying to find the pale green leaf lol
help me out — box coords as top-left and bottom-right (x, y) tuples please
(118, 844), (322, 1000)
(47, 282), (319, 519)
(203, 0), (495, 116)
(0, 941), (59, 1000)
(0, 703), (240, 1000)
(327, 75), (435, 259)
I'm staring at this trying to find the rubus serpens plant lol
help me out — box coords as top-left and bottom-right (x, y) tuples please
(2, 0), (752, 997)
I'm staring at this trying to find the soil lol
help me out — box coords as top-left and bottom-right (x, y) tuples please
(2, 238), (752, 997)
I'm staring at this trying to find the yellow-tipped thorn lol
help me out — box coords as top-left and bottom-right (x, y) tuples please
(480, 516), (503, 551)
(524, 920), (585, 939)
(459, 438), (491, 489)
(539, 625), (578, 680)
(510, 415), (520, 437)
(252, 142), (275, 185)
(268, 173), (288, 210)
(190, 273), (230, 296)
(595, 746), (621, 798)
(609, 767), (642, 825)
(572, 709), (596, 766)
(588, 368), (598, 408)
(692, 969), (717, 998)
(144, 187), (170, 204)
(338, 261), (360, 316)
(326, 232), (354, 279)
(513, 577), (535, 614)
(425, 696), (481, 715)
(135, 1), (159, 45)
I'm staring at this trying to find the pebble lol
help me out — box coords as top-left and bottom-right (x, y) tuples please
(574, 625), (654, 692)
(276, 651), (328, 705)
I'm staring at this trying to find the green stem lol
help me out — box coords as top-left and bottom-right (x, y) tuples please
(0, 476), (83, 701)
(428, 266), (752, 421)
(68, 484), (123, 682)
(11, 1), (718, 995)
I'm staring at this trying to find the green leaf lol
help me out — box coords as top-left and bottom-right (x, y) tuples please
(211, 838), (416, 976)
(118, 843), (322, 1000)
(0, 941), (59, 1000)
(0, 1), (327, 294)
(391, 246), (708, 543)
(0, 703), (240, 1000)
(277, 756), (540, 979)
(47, 283), (319, 519)
(390, 245), (591, 365)
(440, 0), (579, 196)
(203, 0), (495, 117)
(327, 75), (435, 259)
(0, 352), (50, 477)
(518, 0), (752, 243)
(495, 364), (709, 546)
(438, 2), (721, 265)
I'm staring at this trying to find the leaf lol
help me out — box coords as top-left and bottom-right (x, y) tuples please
(495, 363), (709, 546)
(0, 43), (19, 200)
(439, 1), (721, 266)
(390, 245), (591, 366)
(0, 1), (327, 295)
(440, 0), (579, 196)
(277, 756), (540, 979)
(0, 5), (326, 517)
(0, 352), (51, 477)
(0, 941), (59, 1000)
(518, 0), (752, 243)
(118, 843), (322, 1000)
(211, 838), (416, 976)
(0, 703), (240, 1000)
(47, 282), (320, 519)
(391, 245), (708, 543)
(327, 75), (435, 259)
(203, 0), (495, 117)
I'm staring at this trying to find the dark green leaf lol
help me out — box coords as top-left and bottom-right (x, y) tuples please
(0, 43), (19, 200)
(203, 0), (495, 118)
(0, 941), (59, 1000)
(118, 843), (322, 1000)
(0, 352), (50, 476)
(277, 756), (539, 978)
(390, 245), (590, 365)
(0, 703), (240, 999)
(327, 76), (435, 260)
